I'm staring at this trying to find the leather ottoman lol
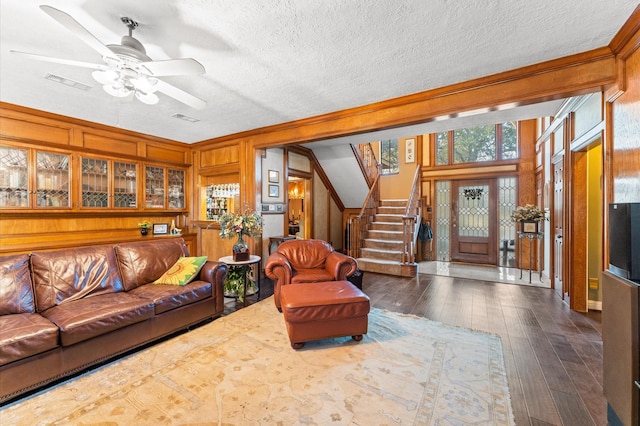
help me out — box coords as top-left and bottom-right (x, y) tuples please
(280, 280), (370, 349)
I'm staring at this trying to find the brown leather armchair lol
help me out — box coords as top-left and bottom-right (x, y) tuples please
(264, 239), (358, 310)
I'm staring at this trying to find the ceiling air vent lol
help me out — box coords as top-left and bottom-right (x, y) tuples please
(172, 113), (199, 123)
(44, 73), (91, 91)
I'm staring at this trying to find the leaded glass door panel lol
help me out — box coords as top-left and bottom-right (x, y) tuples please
(450, 179), (497, 265)
(36, 151), (70, 208)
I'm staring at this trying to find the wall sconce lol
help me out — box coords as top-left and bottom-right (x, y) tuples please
(463, 188), (484, 200)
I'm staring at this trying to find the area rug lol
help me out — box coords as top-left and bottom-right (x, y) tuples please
(1, 297), (514, 425)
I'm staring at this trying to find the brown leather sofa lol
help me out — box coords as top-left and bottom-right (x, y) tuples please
(0, 238), (227, 404)
(264, 239), (357, 310)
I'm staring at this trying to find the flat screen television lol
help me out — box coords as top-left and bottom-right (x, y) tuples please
(609, 202), (640, 284)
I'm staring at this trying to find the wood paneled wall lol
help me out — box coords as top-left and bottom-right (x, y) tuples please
(0, 103), (193, 255)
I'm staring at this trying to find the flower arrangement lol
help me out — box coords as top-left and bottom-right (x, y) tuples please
(511, 204), (547, 222)
(137, 219), (152, 229)
(219, 207), (263, 239)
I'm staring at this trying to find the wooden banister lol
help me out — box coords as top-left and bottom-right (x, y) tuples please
(349, 174), (380, 259)
(401, 165), (422, 264)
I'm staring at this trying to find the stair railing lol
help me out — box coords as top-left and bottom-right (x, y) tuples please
(351, 143), (380, 187)
(349, 173), (380, 259)
(401, 165), (422, 264)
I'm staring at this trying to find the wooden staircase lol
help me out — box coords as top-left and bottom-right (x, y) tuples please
(356, 199), (418, 277)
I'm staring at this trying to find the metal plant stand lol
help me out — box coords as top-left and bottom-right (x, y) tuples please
(517, 232), (543, 283)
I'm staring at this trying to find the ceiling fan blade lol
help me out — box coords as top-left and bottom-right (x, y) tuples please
(154, 79), (206, 110)
(10, 50), (108, 70)
(139, 59), (206, 77)
(40, 5), (115, 60)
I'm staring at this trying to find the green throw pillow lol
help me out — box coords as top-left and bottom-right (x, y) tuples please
(154, 256), (208, 286)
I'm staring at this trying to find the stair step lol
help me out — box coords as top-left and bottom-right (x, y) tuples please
(370, 222), (403, 232)
(357, 257), (417, 277)
(374, 214), (404, 222)
(361, 247), (404, 262)
(362, 238), (404, 250)
(366, 230), (403, 240)
(377, 207), (406, 215)
(379, 199), (407, 207)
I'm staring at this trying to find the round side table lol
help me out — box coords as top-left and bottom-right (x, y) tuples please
(218, 255), (261, 306)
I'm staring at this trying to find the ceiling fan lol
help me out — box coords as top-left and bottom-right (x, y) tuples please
(11, 5), (207, 109)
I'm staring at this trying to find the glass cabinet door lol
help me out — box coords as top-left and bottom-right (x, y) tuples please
(81, 157), (109, 208)
(0, 145), (28, 207)
(114, 161), (137, 208)
(36, 151), (70, 208)
(145, 165), (165, 208)
(168, 168), (185, 209)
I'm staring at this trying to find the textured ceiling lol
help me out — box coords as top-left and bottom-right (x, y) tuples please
(1, 1), (637, 144)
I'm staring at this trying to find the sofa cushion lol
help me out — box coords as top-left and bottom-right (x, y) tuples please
(153, 256), (208, 286)
(31, 245), (124, 312)
(0, 254), (35, 315)
(0, 313), (59, 366)
(130, 280), (212, 315)
(291, 268), (334, 283)
(40, 293), (154, 346)
(115, 239), (189, 291)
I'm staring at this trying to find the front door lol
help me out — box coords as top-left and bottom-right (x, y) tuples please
(451, 179), (497, 265)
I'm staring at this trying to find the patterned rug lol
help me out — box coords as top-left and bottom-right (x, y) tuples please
(2, 297), (514, 425)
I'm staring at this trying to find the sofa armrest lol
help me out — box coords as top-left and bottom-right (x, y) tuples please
(325, 251), (358, 280)
(199, 260), (228, 287)
(264, 253), (293, 310)
(198, 261), (227, 312)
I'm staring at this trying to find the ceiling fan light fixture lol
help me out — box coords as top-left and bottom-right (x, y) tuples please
(103, 83), (132, 98)
(134, 90), (159, 105)
(91, 69), (118, 85)
(130, 76), (158, 93)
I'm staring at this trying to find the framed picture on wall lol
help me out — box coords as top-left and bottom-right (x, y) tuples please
(405, 138), (415, 163)
(268, 169), (279, 183)
(268, 184), (279, 197)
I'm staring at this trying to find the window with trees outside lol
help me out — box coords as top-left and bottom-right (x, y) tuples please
(380, 139), (399, 175)
(435, 122), (518, 165)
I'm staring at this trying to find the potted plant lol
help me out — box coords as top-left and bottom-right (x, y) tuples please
(222, 264), (258, 301)
(511, 204), (547, 233)
(138, 219), (152, 236)
(219, 206), (263, 261)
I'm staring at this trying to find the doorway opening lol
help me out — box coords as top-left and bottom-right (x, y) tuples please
(287, 176), (310, 239)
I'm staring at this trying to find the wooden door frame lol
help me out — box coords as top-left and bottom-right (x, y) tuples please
(567, 132), (604, 313)
(551, 154), (564, 299)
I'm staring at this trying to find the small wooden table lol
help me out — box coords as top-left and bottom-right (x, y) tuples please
(218, 255), (261, 306)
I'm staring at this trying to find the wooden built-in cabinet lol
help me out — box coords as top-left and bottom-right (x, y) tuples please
(0, 144), (71, 209)
(144, 166), (186, 210)
(1, 142), (187, 213)
(80, 157), (139, 210)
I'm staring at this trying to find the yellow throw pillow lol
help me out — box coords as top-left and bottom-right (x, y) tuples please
(154, 256), (208, 286)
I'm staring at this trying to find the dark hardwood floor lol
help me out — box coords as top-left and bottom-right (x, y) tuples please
(232, 271), (605, 426)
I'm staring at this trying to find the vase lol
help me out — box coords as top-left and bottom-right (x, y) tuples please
(140, 227), (149, 236)
(233, 234), (250, 261)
